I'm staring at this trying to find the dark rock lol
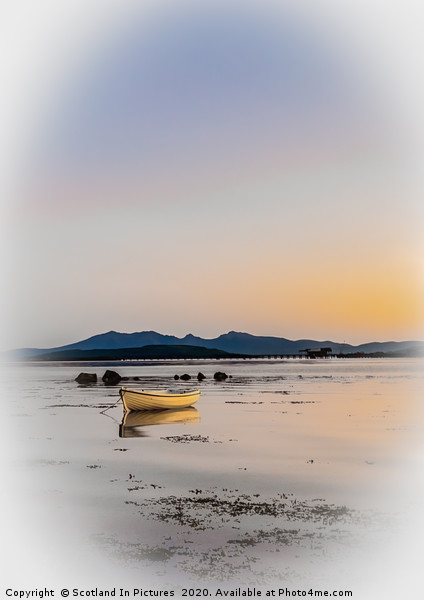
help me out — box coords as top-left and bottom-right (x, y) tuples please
(214, 371), (228, 381)
(102, 370), (122, 385)
(133, 376), (140, 381)
(174, 374), (180, 380)
(197, 372), (206, 381)
(75, 372), (97, 384)
(180, 373), (191, 381)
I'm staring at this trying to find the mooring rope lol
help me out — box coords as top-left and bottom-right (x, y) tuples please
(99, 389), (123, 415)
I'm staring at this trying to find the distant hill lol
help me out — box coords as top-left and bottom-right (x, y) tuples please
(27, 345), (242, 361)
(6, 330), (424, 359)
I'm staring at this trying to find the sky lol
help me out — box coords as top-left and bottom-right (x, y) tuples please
(1, 0), (424, 349)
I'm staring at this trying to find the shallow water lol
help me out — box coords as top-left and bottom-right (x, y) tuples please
(1, 358), (424, 596)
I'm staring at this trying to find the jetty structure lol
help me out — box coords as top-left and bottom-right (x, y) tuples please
(298, 347), (333, 359)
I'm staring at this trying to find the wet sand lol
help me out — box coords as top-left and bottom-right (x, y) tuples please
(2, 359), (424, 595)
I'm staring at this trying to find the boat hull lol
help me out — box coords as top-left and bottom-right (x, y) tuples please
(120, 387), (200, 412)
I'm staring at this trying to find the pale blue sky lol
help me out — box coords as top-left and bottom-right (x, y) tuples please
(4, 0), (423, 348)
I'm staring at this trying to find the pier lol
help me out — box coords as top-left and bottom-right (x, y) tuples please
(251, 347), (334, 360)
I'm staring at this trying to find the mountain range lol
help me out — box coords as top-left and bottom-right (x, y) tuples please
(9, 330), (424, 359)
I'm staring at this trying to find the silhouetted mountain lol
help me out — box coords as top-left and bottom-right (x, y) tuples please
(6, 330), (424, 359)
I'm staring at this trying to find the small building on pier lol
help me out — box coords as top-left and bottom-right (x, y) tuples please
(299, 347), (333, 359)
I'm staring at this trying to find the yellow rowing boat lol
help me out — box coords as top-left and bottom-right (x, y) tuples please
(119, 387), (200, 412)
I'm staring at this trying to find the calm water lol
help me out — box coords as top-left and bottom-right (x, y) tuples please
(1, 359), (424, 597)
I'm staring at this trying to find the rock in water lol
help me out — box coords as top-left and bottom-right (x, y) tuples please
(180, 373), (191, 381)
(174, 374), (180, 380)
(214, 371), (228, 381)
(197, 372), (206, 381)
(102, 370), (122, 385)
(75, 372), (97, 384)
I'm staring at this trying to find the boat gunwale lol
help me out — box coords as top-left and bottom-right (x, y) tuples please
(120, 387), (200, 399)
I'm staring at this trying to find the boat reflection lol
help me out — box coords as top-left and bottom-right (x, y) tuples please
(119, 407), (200, 438)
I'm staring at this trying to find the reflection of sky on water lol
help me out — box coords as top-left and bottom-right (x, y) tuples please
(3, 359), (424, 590)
